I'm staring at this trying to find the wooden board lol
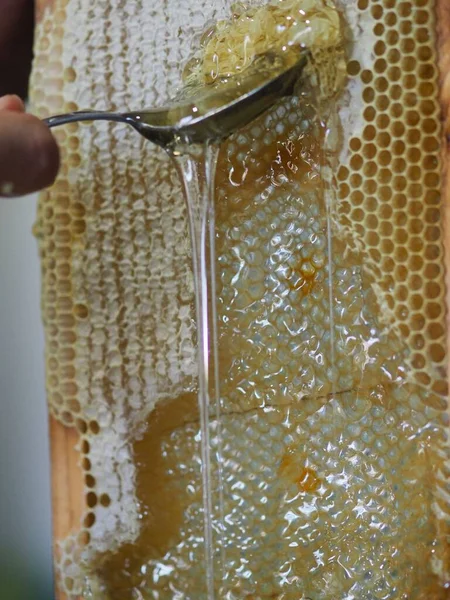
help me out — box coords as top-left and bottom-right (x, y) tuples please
(48, 3), (450, 598)
(49, 417), (84, 555)
(50, 417), (83, 600)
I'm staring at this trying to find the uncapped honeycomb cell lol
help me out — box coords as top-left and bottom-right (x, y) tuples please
(30, 0), (450, 598)
(336, 0), (447, 405)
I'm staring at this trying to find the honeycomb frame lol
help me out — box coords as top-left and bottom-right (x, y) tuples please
(30, 0), (450, 598)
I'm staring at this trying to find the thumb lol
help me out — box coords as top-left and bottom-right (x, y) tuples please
(0, 104), (60, 197)
(0, 95), (26, 113)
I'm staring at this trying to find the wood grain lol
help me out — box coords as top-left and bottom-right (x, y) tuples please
(50, 417), (83, 600)
(49, 417), (84, 545)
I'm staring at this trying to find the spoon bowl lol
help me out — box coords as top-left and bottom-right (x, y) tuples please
(44, 53), (308, 149)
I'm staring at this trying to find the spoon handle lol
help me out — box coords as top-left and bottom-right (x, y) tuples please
(44, 110), (127, 128)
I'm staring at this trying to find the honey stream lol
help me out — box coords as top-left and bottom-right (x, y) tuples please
(171, 143), (222, 600)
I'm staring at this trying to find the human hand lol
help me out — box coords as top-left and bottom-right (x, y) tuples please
(0, 95), (60, 197)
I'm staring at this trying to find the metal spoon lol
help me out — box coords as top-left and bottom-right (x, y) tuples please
(43, 53), (308, 148)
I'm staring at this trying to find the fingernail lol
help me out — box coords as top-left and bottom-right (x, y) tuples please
(0, 95), (25, 112)
(0, 96), (11, 110)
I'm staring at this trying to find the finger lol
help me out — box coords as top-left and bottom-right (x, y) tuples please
(0, 111), (60, 197)
(0, 94), (25, 113)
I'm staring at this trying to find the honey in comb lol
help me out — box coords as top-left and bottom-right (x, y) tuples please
(30, 0), (450, 597)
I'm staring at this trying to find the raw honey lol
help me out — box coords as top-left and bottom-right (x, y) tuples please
(30, 0), (450, 598)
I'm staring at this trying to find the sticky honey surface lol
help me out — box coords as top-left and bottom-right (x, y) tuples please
(30, 0), (450, 598)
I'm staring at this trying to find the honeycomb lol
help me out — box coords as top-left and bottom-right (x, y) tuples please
(183, 0), (347, 101)
(30, 0), (450, 598)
